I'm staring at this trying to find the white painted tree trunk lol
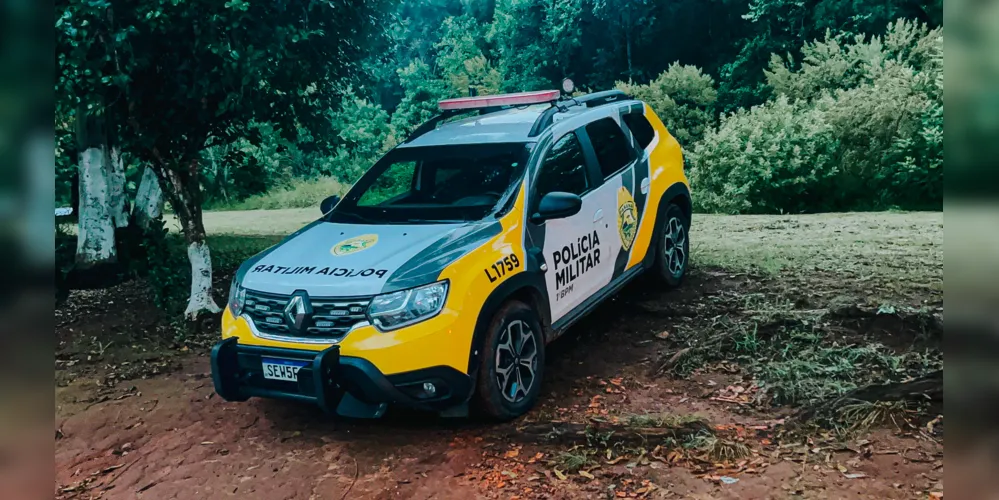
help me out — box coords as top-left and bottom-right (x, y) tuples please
(184, 241), (221, 319)
(75, 146), (117, 268)
(132, 166), (164, 230)
(107, 147), (129, 228)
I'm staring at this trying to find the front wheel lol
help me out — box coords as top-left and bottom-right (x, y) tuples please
(653, 203), (690, 288)
(473, 300), (545, 420)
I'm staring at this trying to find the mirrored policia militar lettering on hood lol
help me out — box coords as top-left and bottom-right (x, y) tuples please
(238, 220), (502, 297)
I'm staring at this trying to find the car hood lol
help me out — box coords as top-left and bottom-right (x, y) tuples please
(238, 219), (502, 297)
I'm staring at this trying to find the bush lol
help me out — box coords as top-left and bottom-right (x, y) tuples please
(690, 19), (943, 214)
(688, 96), (839, 214)
(616, 63), (717, 145)
(214, 177), (349, 211)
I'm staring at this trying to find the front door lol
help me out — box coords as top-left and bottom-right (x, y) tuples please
(530, 131), (606, 323)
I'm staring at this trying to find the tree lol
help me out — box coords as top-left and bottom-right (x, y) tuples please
(435, 15), (503, 96)
(57, 0), (387, 317)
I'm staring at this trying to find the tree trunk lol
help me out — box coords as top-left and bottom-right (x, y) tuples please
(75, 106), (117, 269)
(153, 157), (220, 319)
(107, 146), (129, 228)
(132, 165), (164, 231)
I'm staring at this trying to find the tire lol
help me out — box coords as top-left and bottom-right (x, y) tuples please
(652, 203), (690, 288)
(473, 300), (546, 421)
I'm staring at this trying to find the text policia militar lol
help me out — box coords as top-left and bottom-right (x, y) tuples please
(553, 230), (601, 292)
(251, 264), (389, 278)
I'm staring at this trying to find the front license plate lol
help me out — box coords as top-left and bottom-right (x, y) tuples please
(261, 357), (308, 382)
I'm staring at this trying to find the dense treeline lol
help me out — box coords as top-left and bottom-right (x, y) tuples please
(55, 0), (942, 315)
(57, 0), (943, 215)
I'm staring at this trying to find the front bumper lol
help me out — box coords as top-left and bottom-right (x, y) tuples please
(210, 337), (472, 417)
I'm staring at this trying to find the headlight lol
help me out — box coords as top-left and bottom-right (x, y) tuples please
(367, 280), (448, 331)
(228, 277), (246, 316)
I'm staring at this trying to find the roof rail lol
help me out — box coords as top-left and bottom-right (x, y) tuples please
(527, 90), (632, 137)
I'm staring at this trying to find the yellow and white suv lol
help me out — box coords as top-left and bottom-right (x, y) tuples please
(211, 89), (691, 419)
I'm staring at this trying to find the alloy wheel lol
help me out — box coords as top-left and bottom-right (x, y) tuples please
(663, 216), (687, 278)
(495, 320), (538, 403)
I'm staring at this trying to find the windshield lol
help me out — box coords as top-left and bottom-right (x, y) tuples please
(328, 143), (532, 224)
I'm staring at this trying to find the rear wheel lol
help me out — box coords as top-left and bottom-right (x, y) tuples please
(473, 300), (545, 420)
(653, 203), (689, 288)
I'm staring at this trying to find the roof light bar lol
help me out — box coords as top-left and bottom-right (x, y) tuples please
(438, 90), (561, 110)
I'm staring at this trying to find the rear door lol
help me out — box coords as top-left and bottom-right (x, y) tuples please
(578, 116), (642, 285)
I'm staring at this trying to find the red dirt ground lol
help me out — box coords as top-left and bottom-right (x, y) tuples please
(55, 271), (943, 499)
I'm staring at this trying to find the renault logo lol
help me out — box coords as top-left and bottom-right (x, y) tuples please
(284, 292), (312, 331)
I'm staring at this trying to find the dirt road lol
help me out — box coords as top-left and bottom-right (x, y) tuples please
(55, 263), (943, 499)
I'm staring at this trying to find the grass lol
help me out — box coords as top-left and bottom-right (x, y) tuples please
(208, 176), (349, 211)
(657, 286), (942, 410)
(555, 449), (595, 473)
(189, 210), (943, 295)
(682, 432), (751, 462)
(835, 400), (911, 432)
(691, 212), (943, 292)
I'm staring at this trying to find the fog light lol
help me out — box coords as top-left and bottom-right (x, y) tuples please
(422, 382), (437, 397)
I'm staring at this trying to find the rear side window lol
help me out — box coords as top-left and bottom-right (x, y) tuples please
(585, 118), (634, 178)
(623, 113), (656, 149)
(536, 133), (588, 197)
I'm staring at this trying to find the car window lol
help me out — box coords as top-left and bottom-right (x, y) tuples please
(586, 117), (634, 178)
(623, 113), (655, 149)
(536, 132), (588, 198)
(357, 161), (417, 206)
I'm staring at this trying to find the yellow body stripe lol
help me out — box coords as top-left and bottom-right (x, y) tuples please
(627, 104), (689, 270)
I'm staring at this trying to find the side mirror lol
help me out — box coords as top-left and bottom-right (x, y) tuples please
(320, 195), (341, 214)
(531, 192), (582, 223)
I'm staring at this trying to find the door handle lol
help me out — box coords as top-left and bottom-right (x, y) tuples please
(593, 209), (604, 222)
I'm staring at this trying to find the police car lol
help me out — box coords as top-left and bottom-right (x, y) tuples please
(212, 85), (691, 420)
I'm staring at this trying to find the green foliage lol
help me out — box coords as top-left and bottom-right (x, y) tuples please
(436, 15), (503, 96)
(750, 327), (923, 406)
(137, 218), (189, 312)
(330, 89), (397, 182)
(691, 20), (943, 213)
(391, 60), (449, 136)
(616, 63), (718, 145)
(57, 0), (388, 163)
(688, 96), (839, 214)
(489, 0), (555, 91)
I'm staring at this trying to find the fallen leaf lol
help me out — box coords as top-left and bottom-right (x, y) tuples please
(579, 471), (595, 480)
(553, 469), (567, 481)
(504, 449), (520, 459)
(655, 330), (670, 339)
(844, 473), (867, 479)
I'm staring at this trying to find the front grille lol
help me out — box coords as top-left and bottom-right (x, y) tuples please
(243, 289), (371, 342)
